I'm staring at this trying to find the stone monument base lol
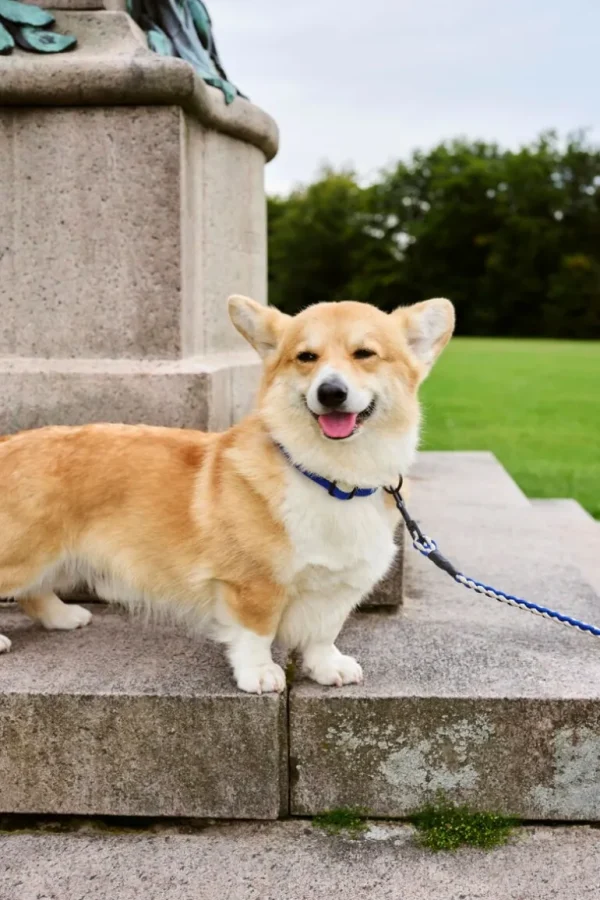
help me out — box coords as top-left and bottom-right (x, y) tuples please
(0, 10), (277, 433)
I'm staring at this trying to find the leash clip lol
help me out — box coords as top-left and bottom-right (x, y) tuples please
(385, 476), (427, 545)
(384, 476), (404, 498)
(385, 476), (460, 578)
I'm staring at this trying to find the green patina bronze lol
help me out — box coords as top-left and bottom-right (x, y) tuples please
(128, 0), (244, 105)
(0, 0), (239, 104)
(0, 0), (76, 54)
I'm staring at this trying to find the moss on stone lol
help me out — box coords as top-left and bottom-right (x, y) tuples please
(410, 802), (518, 852)
(313, 807), (369, 837)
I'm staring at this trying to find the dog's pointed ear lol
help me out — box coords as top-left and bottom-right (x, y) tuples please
(392, 298), (455, 375)
(228, 295), (290, 360)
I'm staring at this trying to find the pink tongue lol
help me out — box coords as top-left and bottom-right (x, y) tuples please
(318, 412), (358, 439)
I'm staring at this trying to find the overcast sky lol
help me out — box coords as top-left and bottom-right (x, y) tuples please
(213, 0), (599, 196)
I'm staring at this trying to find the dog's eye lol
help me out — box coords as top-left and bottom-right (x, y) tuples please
(353, 348), (376, 360)
(296, 351), (318, 363)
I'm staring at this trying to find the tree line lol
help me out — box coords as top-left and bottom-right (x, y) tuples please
(267, 132), (600, 338)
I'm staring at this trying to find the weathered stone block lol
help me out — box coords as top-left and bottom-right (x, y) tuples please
(0, 10), (277, 431)
(3, 822), (600, 900)
(291, 690), (600, 819)
(0, 354), (260, 434)
(291, 505), (600, 819)
(0, 607), (287, 818)
(360, 526), (404, 609)
(0, 104), (267, 361)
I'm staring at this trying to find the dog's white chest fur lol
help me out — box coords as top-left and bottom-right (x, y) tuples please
(280, 470), (397, 599)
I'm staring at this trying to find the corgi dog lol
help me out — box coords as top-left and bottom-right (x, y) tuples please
(0, 296), (454, 693)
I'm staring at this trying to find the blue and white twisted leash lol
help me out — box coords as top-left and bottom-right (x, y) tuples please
(384, 479), (600, 638)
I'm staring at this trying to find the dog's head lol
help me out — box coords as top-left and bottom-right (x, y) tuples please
(229, 296), (455, 486)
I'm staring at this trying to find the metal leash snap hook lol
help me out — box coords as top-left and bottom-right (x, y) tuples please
(384, 475), (403, 496)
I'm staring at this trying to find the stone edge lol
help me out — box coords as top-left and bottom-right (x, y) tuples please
(0, 11), (279, 161)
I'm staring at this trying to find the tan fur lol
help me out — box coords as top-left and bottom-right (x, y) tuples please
(0, 297), (454, 691)
(0, 420), (290, 634)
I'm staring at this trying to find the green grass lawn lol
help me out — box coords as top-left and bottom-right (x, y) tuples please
(420, 338), (600, 519)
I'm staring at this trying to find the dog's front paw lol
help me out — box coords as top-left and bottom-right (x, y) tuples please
(40, 603), (92, 631)
(307, 652), (363, 687)
(0, 634), (12, 654)
(235, 661), (286, 694)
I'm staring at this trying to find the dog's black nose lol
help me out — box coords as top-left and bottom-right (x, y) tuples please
(317, 378), (348, 409)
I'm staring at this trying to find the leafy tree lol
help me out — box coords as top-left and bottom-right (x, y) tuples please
(267, 133), (600, 339)
(268, 168), (372, 312)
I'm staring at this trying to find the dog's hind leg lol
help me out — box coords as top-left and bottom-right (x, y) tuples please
(18, 592), (92, 631)
(0, 466), (89, 645)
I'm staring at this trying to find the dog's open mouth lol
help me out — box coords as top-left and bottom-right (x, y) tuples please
(314, 400), (376, 440)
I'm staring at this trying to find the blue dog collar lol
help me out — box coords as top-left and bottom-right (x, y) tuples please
(276, 443), (379, 501)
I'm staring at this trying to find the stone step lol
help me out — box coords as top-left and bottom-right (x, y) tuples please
(363, 450), (529, 609)
(290, 502), (600, 820)
(530, 498), (596, 521)
(407, 450), (530, 509)
(530, 498), (600, 593)
(0, 353), (260, 435)
(0, 608), (287, 819)
(2, 820), (600, 900)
